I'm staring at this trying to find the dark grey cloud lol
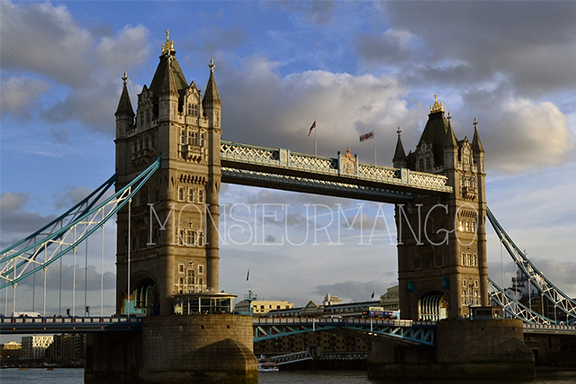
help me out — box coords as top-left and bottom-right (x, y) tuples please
(0, 186), (116, 249)
(0, 192), (57, 247)
(19, 264), (115, 291)
(373, 2), (576, 95)
(487, 257), (576, 299)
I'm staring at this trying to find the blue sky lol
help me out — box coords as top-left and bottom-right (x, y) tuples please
(2, 1), (576, 318)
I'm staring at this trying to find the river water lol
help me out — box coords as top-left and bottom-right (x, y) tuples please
(1, 368), (575, 383)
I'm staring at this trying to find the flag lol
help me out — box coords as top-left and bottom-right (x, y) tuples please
(246, 269), (250, 281)
(308, 120), (316, 136)
(360, 130), (375, 142)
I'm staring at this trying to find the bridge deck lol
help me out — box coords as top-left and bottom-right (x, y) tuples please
(0, 316), (142, 334)
(3, 315), (570, 339)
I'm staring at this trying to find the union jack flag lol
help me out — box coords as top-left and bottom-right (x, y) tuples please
(308, 120), (316, 136)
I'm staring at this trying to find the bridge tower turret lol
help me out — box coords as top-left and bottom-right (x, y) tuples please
(114, 30), (222, 316)
(394, 95), (488, 320)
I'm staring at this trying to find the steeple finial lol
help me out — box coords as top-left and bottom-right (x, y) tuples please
(430, 93), (444, 113)
(472, 117), (484, 153)
(122, 71), (128, 85)
(393, 126), (407, 168)
(209, 58), (215, 73)
(162, 29), (174, 55)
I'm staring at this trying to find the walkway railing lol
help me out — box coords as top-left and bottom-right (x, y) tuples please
(0, 316), (142, 334)
(523, 323), (576, 335)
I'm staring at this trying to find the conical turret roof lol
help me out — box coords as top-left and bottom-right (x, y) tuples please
(115, 72), (134, 118)
(472, 118), (484, 153)
(416, 95), (450, 166)
(203, 59), (221, 106)
(149, 31), (188, 102)
(393, 127), (407, 167)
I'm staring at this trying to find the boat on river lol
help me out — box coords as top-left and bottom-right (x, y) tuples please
(258, 356), (279, 372)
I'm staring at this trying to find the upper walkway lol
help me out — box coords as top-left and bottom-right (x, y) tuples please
(221, 141), (452, 203)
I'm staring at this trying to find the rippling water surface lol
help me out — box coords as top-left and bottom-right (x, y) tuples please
(1, 368), (575, 383)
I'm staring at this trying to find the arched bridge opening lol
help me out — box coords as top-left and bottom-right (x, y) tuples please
(418, 291), (448, 322)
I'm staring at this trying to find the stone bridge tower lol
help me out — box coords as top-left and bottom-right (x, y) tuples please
(114, 31), (222, 316)
(393, 95), (488, 320)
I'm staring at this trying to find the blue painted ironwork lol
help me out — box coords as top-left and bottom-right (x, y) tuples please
(0, 156), (162, 290)
(487, 207), (576, 324)
(253, 317), (436, 346)
(488, 277), (555, 325)
(0, 315), (142, 334)
(222, 167), (414, 203)
(268, 350), (313, 365)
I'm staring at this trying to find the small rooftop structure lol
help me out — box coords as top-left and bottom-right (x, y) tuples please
(174, 291), (237, 315)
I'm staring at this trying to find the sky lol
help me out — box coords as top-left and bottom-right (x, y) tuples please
(1, 1), (576, 320)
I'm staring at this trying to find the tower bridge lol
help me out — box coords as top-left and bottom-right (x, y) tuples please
(2, 31), (575, 382)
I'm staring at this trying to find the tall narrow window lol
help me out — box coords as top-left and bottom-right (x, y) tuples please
(189, 130), (197, 145)
(181, 129), (187, 145)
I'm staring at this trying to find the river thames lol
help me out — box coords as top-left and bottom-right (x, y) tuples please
(1, 368), (575, 383)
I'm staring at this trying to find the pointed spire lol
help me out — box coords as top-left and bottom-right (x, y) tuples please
(203, 58), (221, 106)
(393, 127), (407, 168)
(443, 113), (458, 150)
(115, 71), (135, 118)
(472, 117), (484, 153)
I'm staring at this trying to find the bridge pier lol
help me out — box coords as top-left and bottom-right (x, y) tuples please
(367, 319), (534, 380)
(85, 315), (257, 384)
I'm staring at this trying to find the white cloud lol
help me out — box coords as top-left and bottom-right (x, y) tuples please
(0, 1), (151, 133)
(0, 77), (51, 116)
(473, 96), (575, 173)
(221, 55), (417, 164)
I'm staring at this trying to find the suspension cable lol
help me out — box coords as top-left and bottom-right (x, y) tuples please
(127, 198), (132, 316)
(73, 226), (76, 317)
(43, 242), (47, 316)
(85, 235), (88, 316)
(101, 210), (104, 316)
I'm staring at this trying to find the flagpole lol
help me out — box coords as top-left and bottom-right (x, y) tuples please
(314, 118), (318, 156)
(374, 132), (377, 165)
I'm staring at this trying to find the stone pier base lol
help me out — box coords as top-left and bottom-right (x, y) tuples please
(367, 319), (535, 380)
(85, 315), (258, 384)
